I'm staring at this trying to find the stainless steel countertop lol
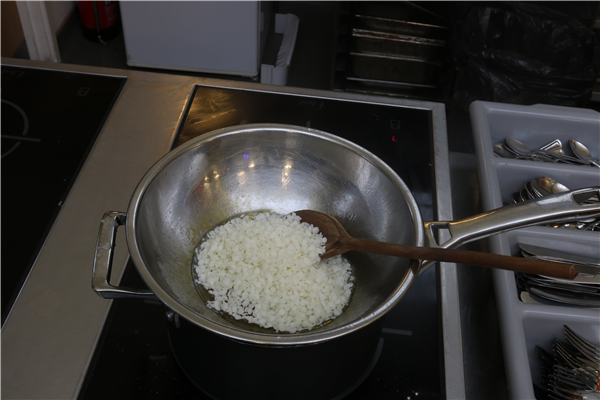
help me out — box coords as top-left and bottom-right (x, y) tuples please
(1, 58), (504, 400)
(2, 58), (198, 400)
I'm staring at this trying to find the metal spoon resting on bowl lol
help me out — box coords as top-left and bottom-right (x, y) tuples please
(294, 210), (580, 280)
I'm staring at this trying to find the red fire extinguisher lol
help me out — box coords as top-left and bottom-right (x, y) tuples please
(78, 1), (121, 44)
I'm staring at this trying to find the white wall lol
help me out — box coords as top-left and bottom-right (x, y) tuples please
(15, 1), (75, 62)
(45, 1), (76, 34)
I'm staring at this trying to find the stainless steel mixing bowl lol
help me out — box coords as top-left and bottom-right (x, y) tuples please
(93, 123), (600, 346)
(95, 124), (422, 345)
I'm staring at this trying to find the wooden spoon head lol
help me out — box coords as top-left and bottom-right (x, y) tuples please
(294, 210), (351, 259)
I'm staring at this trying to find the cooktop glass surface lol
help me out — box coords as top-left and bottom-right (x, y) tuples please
(0, 65), (126, 325)
(79, 84), (442, 400)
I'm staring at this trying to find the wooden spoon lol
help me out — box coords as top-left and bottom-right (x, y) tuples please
(294, 210), (580, 280)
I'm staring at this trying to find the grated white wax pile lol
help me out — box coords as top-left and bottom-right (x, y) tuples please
(193, 212), (354, 333)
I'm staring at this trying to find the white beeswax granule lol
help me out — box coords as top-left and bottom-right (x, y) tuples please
(193, 212), (354, 333)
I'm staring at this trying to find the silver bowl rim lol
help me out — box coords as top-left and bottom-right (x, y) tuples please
(125, 123), (423, 345)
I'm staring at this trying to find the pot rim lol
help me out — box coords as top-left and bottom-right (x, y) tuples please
(125, 123), (424, 345)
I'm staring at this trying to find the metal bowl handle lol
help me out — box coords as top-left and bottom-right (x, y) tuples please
(420, 187), (600, 271)
(92, 211), (156, 299)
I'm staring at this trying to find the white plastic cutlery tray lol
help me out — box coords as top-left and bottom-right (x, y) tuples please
(469, 100), (600, 399)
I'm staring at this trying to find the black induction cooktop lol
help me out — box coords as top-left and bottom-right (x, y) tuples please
(79, 84), (443, 400)
(1, 65), (126, 325)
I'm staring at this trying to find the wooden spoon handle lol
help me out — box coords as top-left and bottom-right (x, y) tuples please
(347, 238), (579, 280)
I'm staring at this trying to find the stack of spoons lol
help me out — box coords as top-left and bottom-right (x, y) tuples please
(508, 177), (600, 231)
(494, 137), (600, 168)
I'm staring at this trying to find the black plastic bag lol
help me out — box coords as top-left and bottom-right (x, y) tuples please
(450, 2), (600, 110)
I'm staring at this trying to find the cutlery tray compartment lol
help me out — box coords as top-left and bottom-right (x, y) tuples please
(505, 227), (600, 296)
(495, 160), (600, 205)
(505, 228), (600, 264)
(482, 105), (600, 154)
(522, 312), (599, 391)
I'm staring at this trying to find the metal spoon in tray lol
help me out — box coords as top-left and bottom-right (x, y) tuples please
(295, 210), (580, 281)
(569, 139), (600, 168)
